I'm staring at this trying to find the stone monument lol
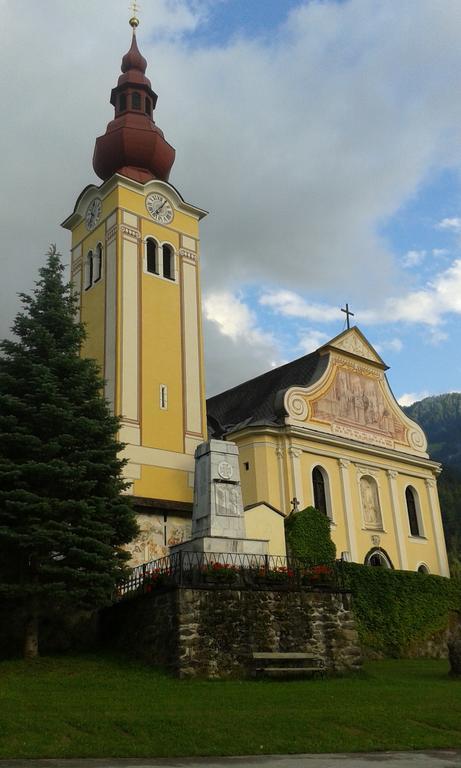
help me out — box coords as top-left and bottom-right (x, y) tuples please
(170, 439), (268, 556)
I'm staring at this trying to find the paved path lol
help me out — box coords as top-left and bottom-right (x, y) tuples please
(1, 751), (461, 768)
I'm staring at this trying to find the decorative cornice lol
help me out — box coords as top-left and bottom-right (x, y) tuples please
(106, 223), (118, 244)
(226, 422), (440, 473)
(179, 247), (197, 263)
(425, 478), (436, 489)
(356, 465), (379, 477)
(121, 224), (141, 240)
(387, 469), (398, 480)
(288, 446), (302, 459)
(338, 458), (350, 470)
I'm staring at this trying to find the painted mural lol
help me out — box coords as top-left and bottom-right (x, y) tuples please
(311, 367), (407, 447)
(128, 513), (191, 567)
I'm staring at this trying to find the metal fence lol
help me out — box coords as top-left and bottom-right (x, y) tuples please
(117, 551), (344, 599)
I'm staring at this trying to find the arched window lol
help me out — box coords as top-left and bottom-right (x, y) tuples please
(84, 251), (93, 290)
(406, 486), (422, 537)
(365, 548), (393, 569)
(119, 93), (127, 112)
(146, 239), (158, 275)
(418, 563), (430, 574)
(145, 97), (151, 115)
(93, 243), (103, 283)
(360, 475), (383, 530)
(163, 245), (174, 280)
(132, 91), (141, 110)
(312, 466), (330, 518)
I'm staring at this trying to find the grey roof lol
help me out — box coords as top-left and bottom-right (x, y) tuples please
(206, 349), (329, 438)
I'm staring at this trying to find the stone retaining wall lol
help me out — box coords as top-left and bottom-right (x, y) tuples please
(103, 586), (363, 678)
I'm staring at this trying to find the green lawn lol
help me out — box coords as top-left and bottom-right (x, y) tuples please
(0, 655), (460, 758)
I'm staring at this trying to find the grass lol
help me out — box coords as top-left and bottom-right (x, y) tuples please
(0, 654), (460, 758)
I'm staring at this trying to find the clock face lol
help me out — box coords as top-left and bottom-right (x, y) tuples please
(146, 193), (174, 225)
(85, 198), (102, 231)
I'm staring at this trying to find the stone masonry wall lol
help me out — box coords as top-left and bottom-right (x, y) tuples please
(103, 586), (363, 678)
(177, 588), (362, 678)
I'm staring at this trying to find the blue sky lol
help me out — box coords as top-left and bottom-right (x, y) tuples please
(1, 0), (461, 403)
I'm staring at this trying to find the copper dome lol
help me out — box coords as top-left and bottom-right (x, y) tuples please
(93, 31), (175, 184)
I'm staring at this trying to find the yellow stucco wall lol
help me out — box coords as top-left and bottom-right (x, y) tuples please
(67, 177), (206, 508)
(245, 504), (286, 557)
(231, 427), (447, 576)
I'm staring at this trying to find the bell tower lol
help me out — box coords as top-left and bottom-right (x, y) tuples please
(62, 16), (207, 539)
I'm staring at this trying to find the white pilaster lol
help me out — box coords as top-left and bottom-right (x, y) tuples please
(276, 445), (287, 514)
(104, 219), (117, 412)
(288, 446), (304, 508)
(338, 458), (358, 562)
(181, 251), (203, 452)
(425, 477), (450, 577)
(120, 224), (140, 440)
(386, 469), (407, 570)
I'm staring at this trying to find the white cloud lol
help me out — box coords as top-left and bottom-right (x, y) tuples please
(259, 291), (338, 322)
(3, 1), (461, 397)
(2, 0), (461, 346)
(204, 291), (273, 346)
(398, 391), (431, 407)
(298, 329), (330, 354)
(432, 248), (449, 257)
(403, 250), (425, 268)
(260, 257), (461, 337)
(203, 291), (280, 395)
(379, 338), (403, 353)
(437, 217), (461, 232)
(426, 327), (449, 346)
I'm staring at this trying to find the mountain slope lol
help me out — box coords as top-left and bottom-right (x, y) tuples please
(404, 393), (461, 560)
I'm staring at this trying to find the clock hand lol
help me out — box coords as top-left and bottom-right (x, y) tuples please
(157, 200), (167, 213)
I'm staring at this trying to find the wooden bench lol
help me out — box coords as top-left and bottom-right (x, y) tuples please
(251, 652), (326, 679)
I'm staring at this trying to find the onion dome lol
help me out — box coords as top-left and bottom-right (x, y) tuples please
(93, 22), (175, 184)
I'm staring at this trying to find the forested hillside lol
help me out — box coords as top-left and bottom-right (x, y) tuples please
(404, 393), (461, 568)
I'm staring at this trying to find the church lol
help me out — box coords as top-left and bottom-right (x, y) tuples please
(62, 16), (449, 578)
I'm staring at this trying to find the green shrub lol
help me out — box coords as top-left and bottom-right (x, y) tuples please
(342, 563), (461, 656)
(285, 506), (336, 565)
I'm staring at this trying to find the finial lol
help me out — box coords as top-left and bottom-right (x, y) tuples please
(129, 0), (140, 29)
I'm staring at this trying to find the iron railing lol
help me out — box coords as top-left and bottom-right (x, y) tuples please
(117, 551), (344, 598)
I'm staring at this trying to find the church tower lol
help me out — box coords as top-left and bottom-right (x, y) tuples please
(62, 16), (207, 559)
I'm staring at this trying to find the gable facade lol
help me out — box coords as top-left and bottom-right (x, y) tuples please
(208, 328), (449, 576)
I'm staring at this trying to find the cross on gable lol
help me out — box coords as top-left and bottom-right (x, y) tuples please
(341, 303), (355, 329)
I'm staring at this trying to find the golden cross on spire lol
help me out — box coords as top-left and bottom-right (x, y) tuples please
(129, 0), (140, 29)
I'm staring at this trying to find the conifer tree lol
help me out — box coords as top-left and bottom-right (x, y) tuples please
(0, 247), (138, 658)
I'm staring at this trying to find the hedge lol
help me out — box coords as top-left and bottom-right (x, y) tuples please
(285, 506), (336, 565)
(341, 562), (461, 656)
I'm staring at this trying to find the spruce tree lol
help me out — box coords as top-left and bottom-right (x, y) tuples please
(0, 247), (138, 658)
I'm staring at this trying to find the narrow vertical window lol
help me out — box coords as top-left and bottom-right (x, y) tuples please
(132, 91), (141, 110)
(93, 243), (103, 282)
(145, 97), (151, 115)
(119, 93), (127, 112)
(312, 466), (327, 516)
(406, 487), (421, 537)
(85, 251), (93, 289)
(163, 245), (174, 280)
(146, 239), (158, 274)
(160, 384), (168, 410)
